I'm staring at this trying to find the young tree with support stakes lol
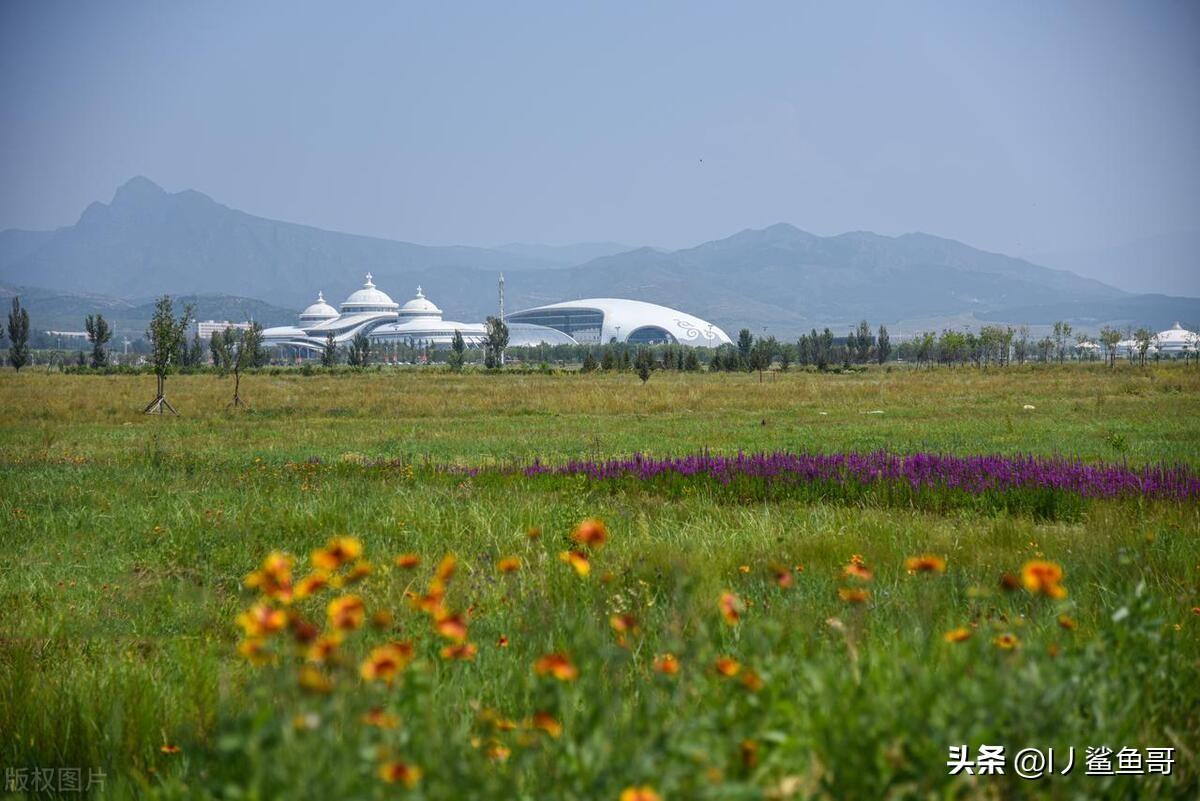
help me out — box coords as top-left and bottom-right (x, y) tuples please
(144, 296), (193, 414)
(84, 314), (113, 368)
(211, 323), (263, 407)
(7, 296), (30, 371)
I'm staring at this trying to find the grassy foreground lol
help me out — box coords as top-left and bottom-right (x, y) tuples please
(1, 365), (1198, 800)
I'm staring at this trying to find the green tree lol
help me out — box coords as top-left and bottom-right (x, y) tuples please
(1133, 328), (1153, 366)
(7, 296), (31, 371)
(853, 320), (873, 363)
(84, 313), (113, 369)
(736, 328), (753, 370)
(1099, 326), (1121, 367)
(144, 296), (193, 414)
(211, 323), (264, 407)
(876, 325), (891, 364)
(347, 331), (371, 367)
(684, 348), (700, 371)
(600, 347), (616, 371)
(580, 350), (598, 372)
(448, 330), (466, 371)
(635, 347), (652, 384)
(484, 316), (509, 369)
(321, 332), (338, 368)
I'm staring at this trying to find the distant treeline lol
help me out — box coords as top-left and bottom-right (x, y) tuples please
(6, 293), (1197, 375)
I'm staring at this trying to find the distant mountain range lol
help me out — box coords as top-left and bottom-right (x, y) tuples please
(2, 177), (1197, 338)
(0, 283), (297, 338)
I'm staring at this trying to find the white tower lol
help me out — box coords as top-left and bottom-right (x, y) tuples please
(498, 273), (506, 365)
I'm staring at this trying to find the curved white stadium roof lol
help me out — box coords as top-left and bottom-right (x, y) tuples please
(506, 298), (731, 346)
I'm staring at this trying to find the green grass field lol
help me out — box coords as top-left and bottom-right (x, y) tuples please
(1, 365), (1198, 800)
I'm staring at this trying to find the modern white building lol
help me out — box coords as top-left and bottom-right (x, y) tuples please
(1115, 322), (1199, 359)
(195, 320), (254, 341)
(262, 275), (491, 354)
(506, 298), (732, 346)
(262, 274), (732, 355)
(1152, 322), (1199, 357)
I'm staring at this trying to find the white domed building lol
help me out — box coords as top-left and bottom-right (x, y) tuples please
(263, 274), (732, 357)
(262, 275), (492, 354)
(1152, 322), (1199, 357)
(370, 286), (488, 347)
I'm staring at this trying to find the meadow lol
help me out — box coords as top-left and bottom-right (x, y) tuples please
(1, 364), (1198, 800)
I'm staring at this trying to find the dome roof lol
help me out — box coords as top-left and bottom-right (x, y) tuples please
(1154, 322), (1199, 351)
(341, 273), (398, 312)
(397, 286), (443, 318)
(298, 291), (339, 321)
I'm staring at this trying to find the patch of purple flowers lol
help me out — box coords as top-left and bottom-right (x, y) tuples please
(515, 451), (1200, 502)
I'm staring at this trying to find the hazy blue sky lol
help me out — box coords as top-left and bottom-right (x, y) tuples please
(1, 1), (1197, 259)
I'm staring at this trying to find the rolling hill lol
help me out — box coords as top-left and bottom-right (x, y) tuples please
(3, 177), (1197, 337)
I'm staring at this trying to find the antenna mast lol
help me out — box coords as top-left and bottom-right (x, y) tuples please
(498, 273), (505, 366)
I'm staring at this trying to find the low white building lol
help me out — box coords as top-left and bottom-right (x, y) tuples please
(195, 320), (254, 341)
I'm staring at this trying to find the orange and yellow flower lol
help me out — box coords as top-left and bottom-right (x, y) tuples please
(434, 553), (458, 583)
(244, 551), (295, 602)
(298, 664), (334, 694)
(236, 603), (287, 638)
(769, 562), (794, 588)
(360, 641), (415, 683)
(993, 633), (1020, 650)
(1057, 614), (1077, 630)
(740, 668), (765, 692)
(559, 550), (591, 577)
(718, 591), (744, 625)
(294, 572), (330, 599)
(534, 652), (579, 681)
(394, 553), (421, 569)
(342, 560), (373, 585)
(377, 760), (422, 787)
(943, 627), (972, 643)
(714, 656), (742, 677)
(571, 518), (608, 549)
(620, 787), (661, 801)
(362, 708), (400, 729)
(653, 653), (680, 675)
(237, 638), (272, 666)
(497, 556), (521, 573)
(435, 612), (469, 642)
(327, 594), (366, 630)
(905, 554), (947, 574)
(1021, 560), (1067, 599)
(440, 642), (479, 661)
(306, 633), (342, 663)
(838, 587), (870, 604)
(531, 711), (562, 738)
(842, 562), (873, 581)
(311, 536), (363, 572)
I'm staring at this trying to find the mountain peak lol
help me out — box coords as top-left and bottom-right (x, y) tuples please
(111, 176), (167, 208)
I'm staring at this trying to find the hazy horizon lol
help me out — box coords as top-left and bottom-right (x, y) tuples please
(2, 1), (1198, 280)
